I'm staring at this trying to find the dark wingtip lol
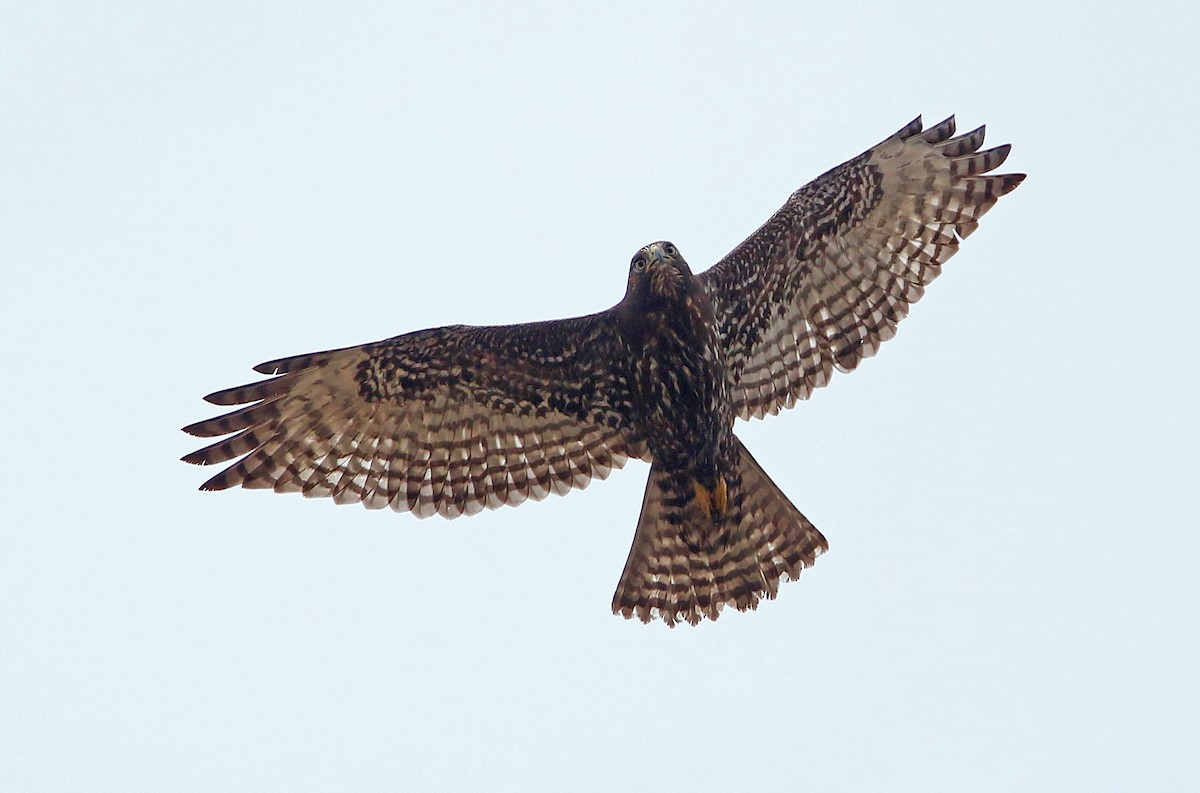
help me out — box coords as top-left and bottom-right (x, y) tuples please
(920, 116), (957, 144)
(199, 470), (237, 491)
(180, 420), (208, 437)
(253, 350), (333, 375)
(896, 115), (923, 139)
(1001, 173), (1027, 194)
(203, 389), (237, 405)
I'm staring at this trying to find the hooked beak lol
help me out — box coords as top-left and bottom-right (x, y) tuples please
(649, 255), (685, 297)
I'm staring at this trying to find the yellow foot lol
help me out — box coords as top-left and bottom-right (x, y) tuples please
(691, 477), (728, 520)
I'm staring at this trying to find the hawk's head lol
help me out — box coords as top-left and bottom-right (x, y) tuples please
(625, 241), (694, 305)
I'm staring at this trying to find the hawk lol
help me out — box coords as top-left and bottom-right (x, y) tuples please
(183, 115), (1023, 626)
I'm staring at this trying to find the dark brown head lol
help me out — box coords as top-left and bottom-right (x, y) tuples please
(624, 241), (694, 307)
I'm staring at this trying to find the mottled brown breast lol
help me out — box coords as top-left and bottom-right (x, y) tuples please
(617, 244), (736, 488)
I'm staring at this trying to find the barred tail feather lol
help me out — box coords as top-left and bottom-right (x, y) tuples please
(612, 438), (827, 626)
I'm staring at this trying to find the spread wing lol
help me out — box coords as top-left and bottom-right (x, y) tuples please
(700, 115), (1025, 420)
(182, 314), (648, 518)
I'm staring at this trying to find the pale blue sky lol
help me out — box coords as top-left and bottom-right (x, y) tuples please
(3, 3), (1197, 791)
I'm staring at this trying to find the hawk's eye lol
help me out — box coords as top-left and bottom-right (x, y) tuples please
(664, 243), (677, 256)
(632, 255), (646, 272)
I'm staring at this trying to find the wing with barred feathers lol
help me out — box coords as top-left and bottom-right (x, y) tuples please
(700, 115), (1025, 420)
(182, 314), (648, 519)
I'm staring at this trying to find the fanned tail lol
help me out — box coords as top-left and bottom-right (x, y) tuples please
(612, 437), (827, 626)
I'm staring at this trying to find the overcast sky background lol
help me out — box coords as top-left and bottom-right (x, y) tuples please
(3, 3), (1198, 791)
